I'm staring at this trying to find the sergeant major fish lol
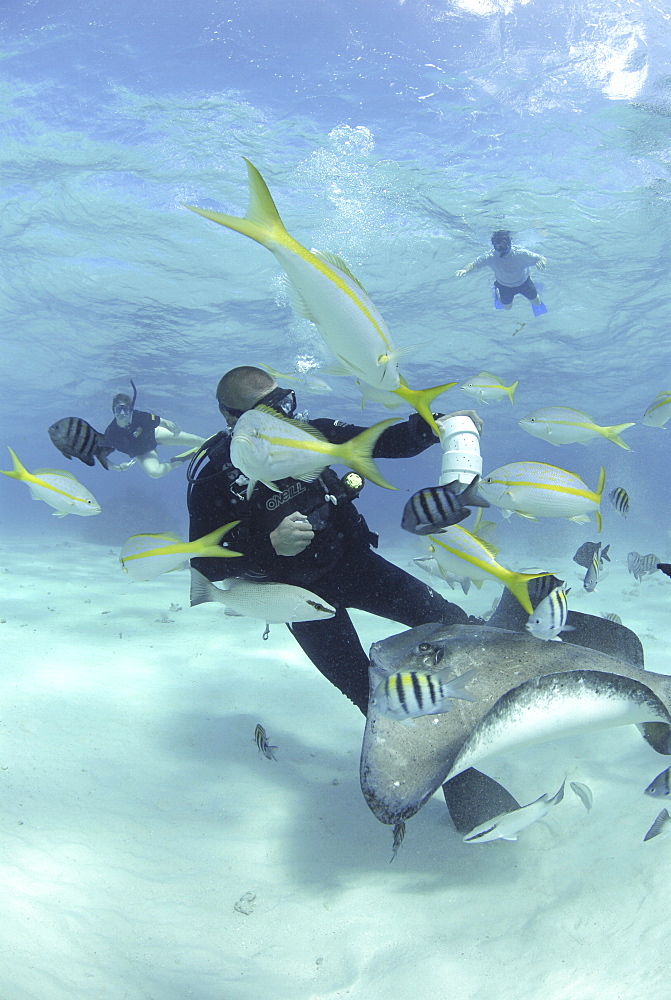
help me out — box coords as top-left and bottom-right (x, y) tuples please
(609, 486), (630, 516)
(525, 584), (574, 641)
(463, 780), (566, 843)
(573, 540), (611, 592)
(627, 552), (661, 582)
(254, 724), (278, 761)
(184, 159), (456, 433)
(1, 447), (101, 517)
(370, 666), (477, 723)
(644, 808), (671, 842)
(48, 417), (114, 469)
(401, 475), (489, 535)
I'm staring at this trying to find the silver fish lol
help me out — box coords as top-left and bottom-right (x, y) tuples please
(609, 486), (630, 516)
(645, 767), (671, 798)
(401, 476), (489, 535)
(570, 781), (593, 812)
(526, 584), (573, 641)
(463, 780), (566, 843)
(627, 552), (661, 582)
(644, 808), (671, 842)
(48, 416), (114, 469)
(254, 724), (278, 761)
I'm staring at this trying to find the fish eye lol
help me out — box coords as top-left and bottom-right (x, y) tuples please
(418, 642), (432, 652)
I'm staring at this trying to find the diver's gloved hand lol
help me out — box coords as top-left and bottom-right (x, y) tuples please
(443, 409), (484, 436)
(270, 511), (315, 556)
(406, 411), (445, 443)
(110, 459), (136, 472)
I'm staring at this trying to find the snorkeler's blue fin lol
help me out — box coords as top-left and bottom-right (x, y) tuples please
(532, 301), (548, 317)
(493, 287), (504, 309)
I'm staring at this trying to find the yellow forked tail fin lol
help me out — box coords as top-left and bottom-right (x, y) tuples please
(337, 418), (400, 491)
(392, 380), (458, 434)
(594, 465), (606, 532)
(505, 380), (519, 405)
(183, 158), (289, 249)
(598, 422), (635, 450)
(504, 570), (555, 615)
(193, 522), (243, 560)
(1, 447), (30, 482)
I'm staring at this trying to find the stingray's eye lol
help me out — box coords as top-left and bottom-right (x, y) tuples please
(418, 642), (432, 652)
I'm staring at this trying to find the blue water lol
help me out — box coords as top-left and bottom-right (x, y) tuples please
(1, 1), (671, 996)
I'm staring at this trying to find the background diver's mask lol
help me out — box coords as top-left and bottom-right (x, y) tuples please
(491, 236), (511, 255)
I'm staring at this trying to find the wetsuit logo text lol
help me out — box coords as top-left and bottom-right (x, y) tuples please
(266, 482), (306, 510)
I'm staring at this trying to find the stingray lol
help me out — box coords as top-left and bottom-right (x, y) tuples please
(360, 578), (671, 833)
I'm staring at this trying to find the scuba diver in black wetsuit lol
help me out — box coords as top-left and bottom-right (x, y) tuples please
(186, 365), (481, 714)
(103, 379), (206, 479)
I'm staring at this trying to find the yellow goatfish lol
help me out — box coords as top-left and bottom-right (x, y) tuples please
(230, 406), (398, 498)
(427, 526), (553, 614)
(120, 523), (242, 581)
(184, 159), (455, 432)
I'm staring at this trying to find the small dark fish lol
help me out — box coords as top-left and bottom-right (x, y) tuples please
(48, 417), (114, 469)
(645, 767), (671, 798)
(254, 723), (278, 761)
(401, 475), (489, 536)
(609, 486), (630, 516)
(602, 613), (622, 625)
(658, 564), (671, 579)
(573, 541), (610, 592)
(390, 821), (406, 862)
(627, 552), (661, 582)
(644, 808), (671, 842)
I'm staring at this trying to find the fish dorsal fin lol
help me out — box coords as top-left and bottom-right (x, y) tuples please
(254, 405), (327, 442)
(310, 249), (368, 293)
(33, 467), (82, 482)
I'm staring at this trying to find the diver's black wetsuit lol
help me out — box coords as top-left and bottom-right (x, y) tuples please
(103, 410), (161, 458)
(186, 414), (468, 713)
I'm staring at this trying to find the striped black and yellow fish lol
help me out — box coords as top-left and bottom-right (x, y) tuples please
(609, 486), (630, 516)
(48, 417), (114, 469)
(573, 540), (610, 592)
(627, 551), (661, 582)
(254, 724), (278, 761)
(370, 667), (476, 722)
(525, 584), (573, 641)
(401, 475), (489, 535)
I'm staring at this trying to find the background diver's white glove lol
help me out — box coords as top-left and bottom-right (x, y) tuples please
(110, 459), (136, 472)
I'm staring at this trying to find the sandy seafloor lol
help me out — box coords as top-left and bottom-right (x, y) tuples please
(2, 528), (671, 1000)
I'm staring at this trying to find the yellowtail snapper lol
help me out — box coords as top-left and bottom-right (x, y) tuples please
(1, 447), (101, 517)
(525, 584), (573, 641)
(401, 475), (489, 535)
(609, 486), (630, 516)
(370, 667), (477, 723)
(254, 724), (278, 761)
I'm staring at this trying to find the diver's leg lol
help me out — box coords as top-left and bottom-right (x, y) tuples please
(288, 609), (370, 714)
(343, 549), (469, 627)
(135, 450), (176, 479)
(495, 281), (514, 311)
(155, 426), (206, 449)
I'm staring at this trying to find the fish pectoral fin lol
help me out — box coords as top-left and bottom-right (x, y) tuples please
(282, 277), (318, 323)
(569, 514), (590, 523)
(52, 510), (69, 517)
(502, 835), (518, 841)
(515, 511), (538, 521)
